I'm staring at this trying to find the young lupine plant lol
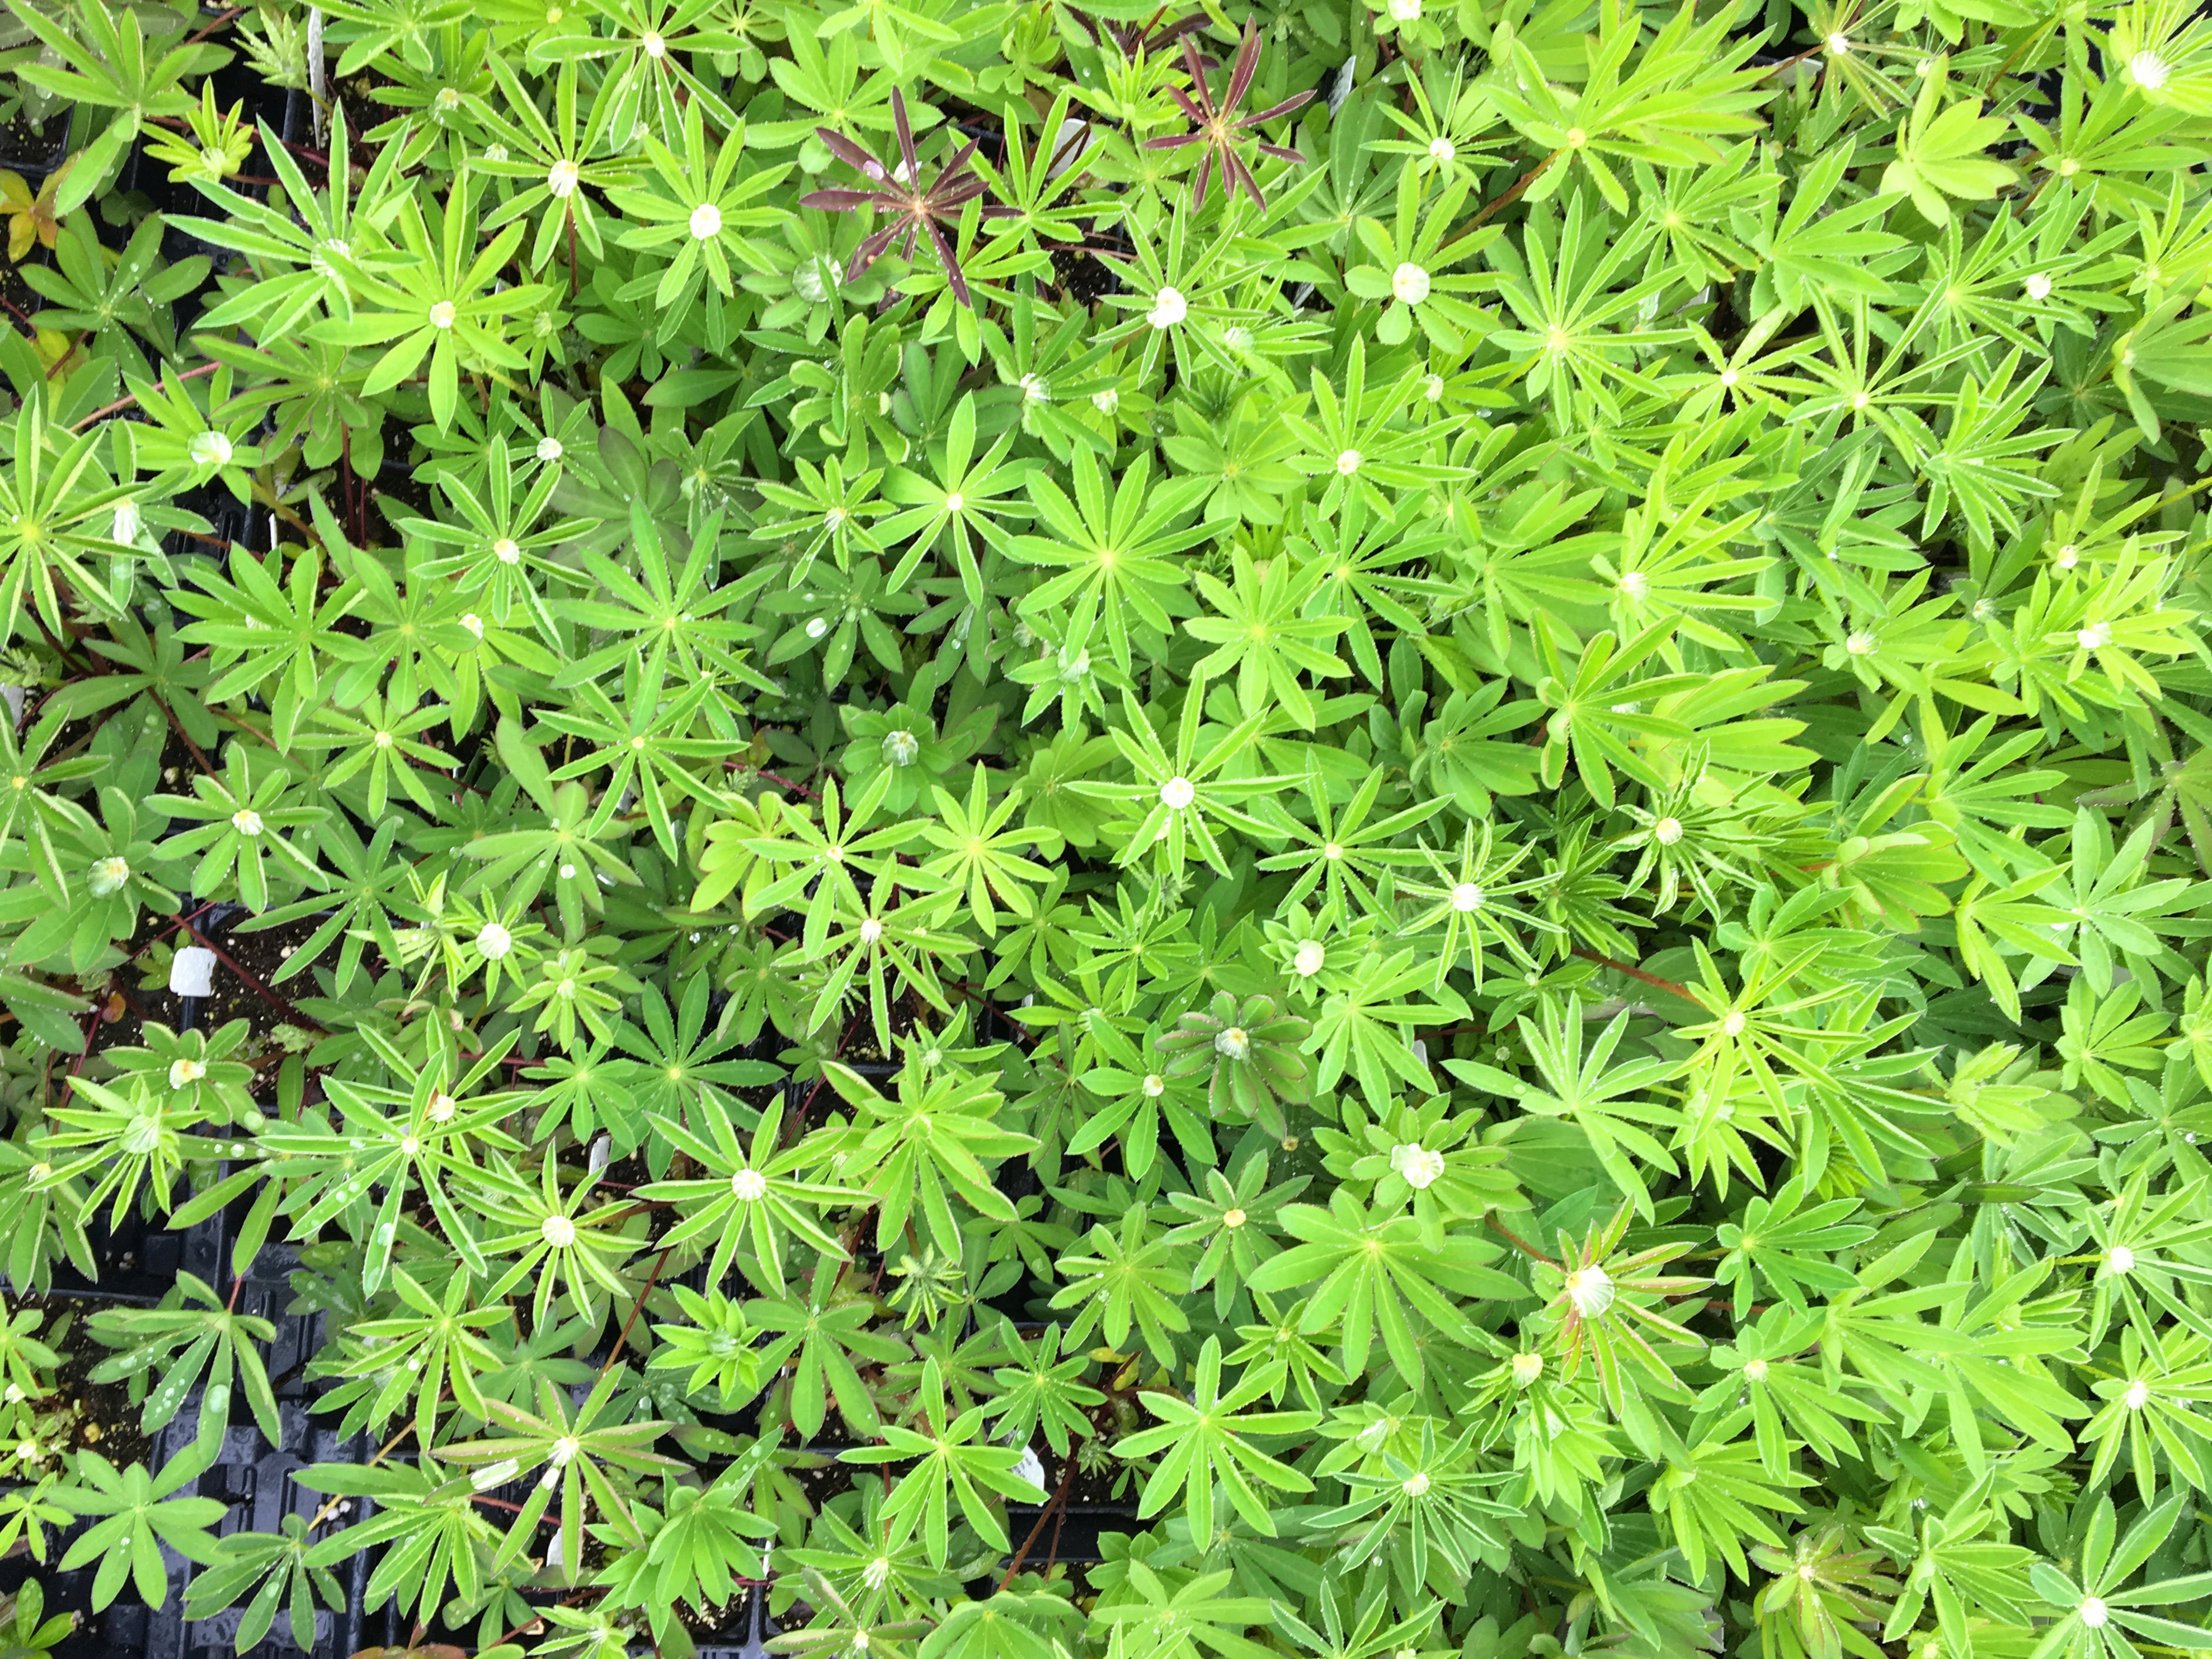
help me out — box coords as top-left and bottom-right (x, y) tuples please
(609, 100), (791, 325)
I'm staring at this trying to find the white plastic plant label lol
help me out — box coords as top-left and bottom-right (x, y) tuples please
(1048, 117), (1093, 178)
(169, 946), (218, 998)
(1326, 55), (1356, 115)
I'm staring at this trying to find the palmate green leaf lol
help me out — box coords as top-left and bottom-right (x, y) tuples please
(39, 1072), (202, 1229)
(1702, 1310), (1882, 1477)
(636, 1459), (780, 1622)
(538, 663), (736, 862)
(298, 1458), (500, 1621)
(2078, 700), (2212, 879)
(756, 541), (892, 679)
(1093, 1562), (1277, 1659)
(1049, 1204), (1193, 1369)
(1303, 1420), (1513, 1587)
(1306, 947), (1469, 1108)
(637, 1094), (858, 1293)
(2058, 973), (2170, 1105)
(433, 1371), (685, 1580)
(2028, 1491), (2212, 1656)
(2081, 1324), (2212, 1492)
(2118, 298), (2212, 437)
(748, 1282), (911, 1439)
(823, 1057), (1035, 1258)
(879, 393), (1041, 607)
(1530, 618), (1709, 809)
(1881, 56), (2017, 225)
(1748, 141), (1906, 314)
(257, 1026), (524, 1296)
(1331, 1098), (1516, 1249)
(1488, 195), (1684, 423)
(1267, 1576), (1441, 1659)
(1256, 762), (1446, 917)
(1394, 680), (1546, 817)
(2084, 1171), (2212, 1348)
(915, 763), (1064, 937)
(87, 1270), (281, 1457)
(1346, 168), (1499, 354)
(474, 1147), (651, 1326)
(2017, 807), (2212, 1001)
(1225, 1292), (1347, 1416)
(182, 1513), (346, 1655)
(1160, 388), (1311, 527)
(1712, 1176), (1873, 1318)
(1247, 1188), (1523, 1385)
(843, 1356), (1047, 1565)
(54, 1447), (225, 1611)
(1114, 1336), (1318, 1544)
(740, 768), (923, 956)
(766, 1566), (928, 1659)
(1914, 348), (2061, 552)
(1869, 1482), (2040, 1644)
(1280, 337), (1472, 518)
(1914, 707), (2072, 876)
(0, 1134), (95, 1294)
(985, 1318), (1105, 1458)
(1924, 1242), (2090, 1477)
(1183, 546), (1352, 729)
(1813, 1228), (1968, 1399)
(1648, 1409), (1812, 1582)
(457, 776), (642, 942)
(921, 1587), (1085, 1659)
(309, 175), (550, 430)
(290, 688), (458, 820)
(1286, 488), (1458, 690)
(168, 543), (358, 752)
(1672, 940), (1859, 1188)
(0, 389), (137, 637)
(612, 973), (786, 1126)
(1589, 494), (1773, 653)
(9, 0), (210, 136)
(313, 1265), (510, 1446)
(1749, 1525), (1899, 1659)
(142, 747), (330, 912)
(1405, 822), (1559, 990)
(1952, 863), (2080, 1022)
(1067, 1011), (1215, 1180)
(1156, 990), (1313, 1139)
(1449, 1004), (1681, 1221)
(1072, 683), (1293, 878)
(1486, 5), (1768, 212)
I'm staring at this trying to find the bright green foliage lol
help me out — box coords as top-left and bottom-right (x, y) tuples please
(0, 1), (2210, 1658)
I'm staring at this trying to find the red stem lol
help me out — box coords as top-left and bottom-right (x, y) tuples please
(71, 362), (221, 431)
(1487, 1214), (1559, 1266)
(999, 1450), (1078, 1588)
(599, 1243), (676, 1376)
(177, 914), (322, 1033)
(1569, 947), (1699, 1005)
